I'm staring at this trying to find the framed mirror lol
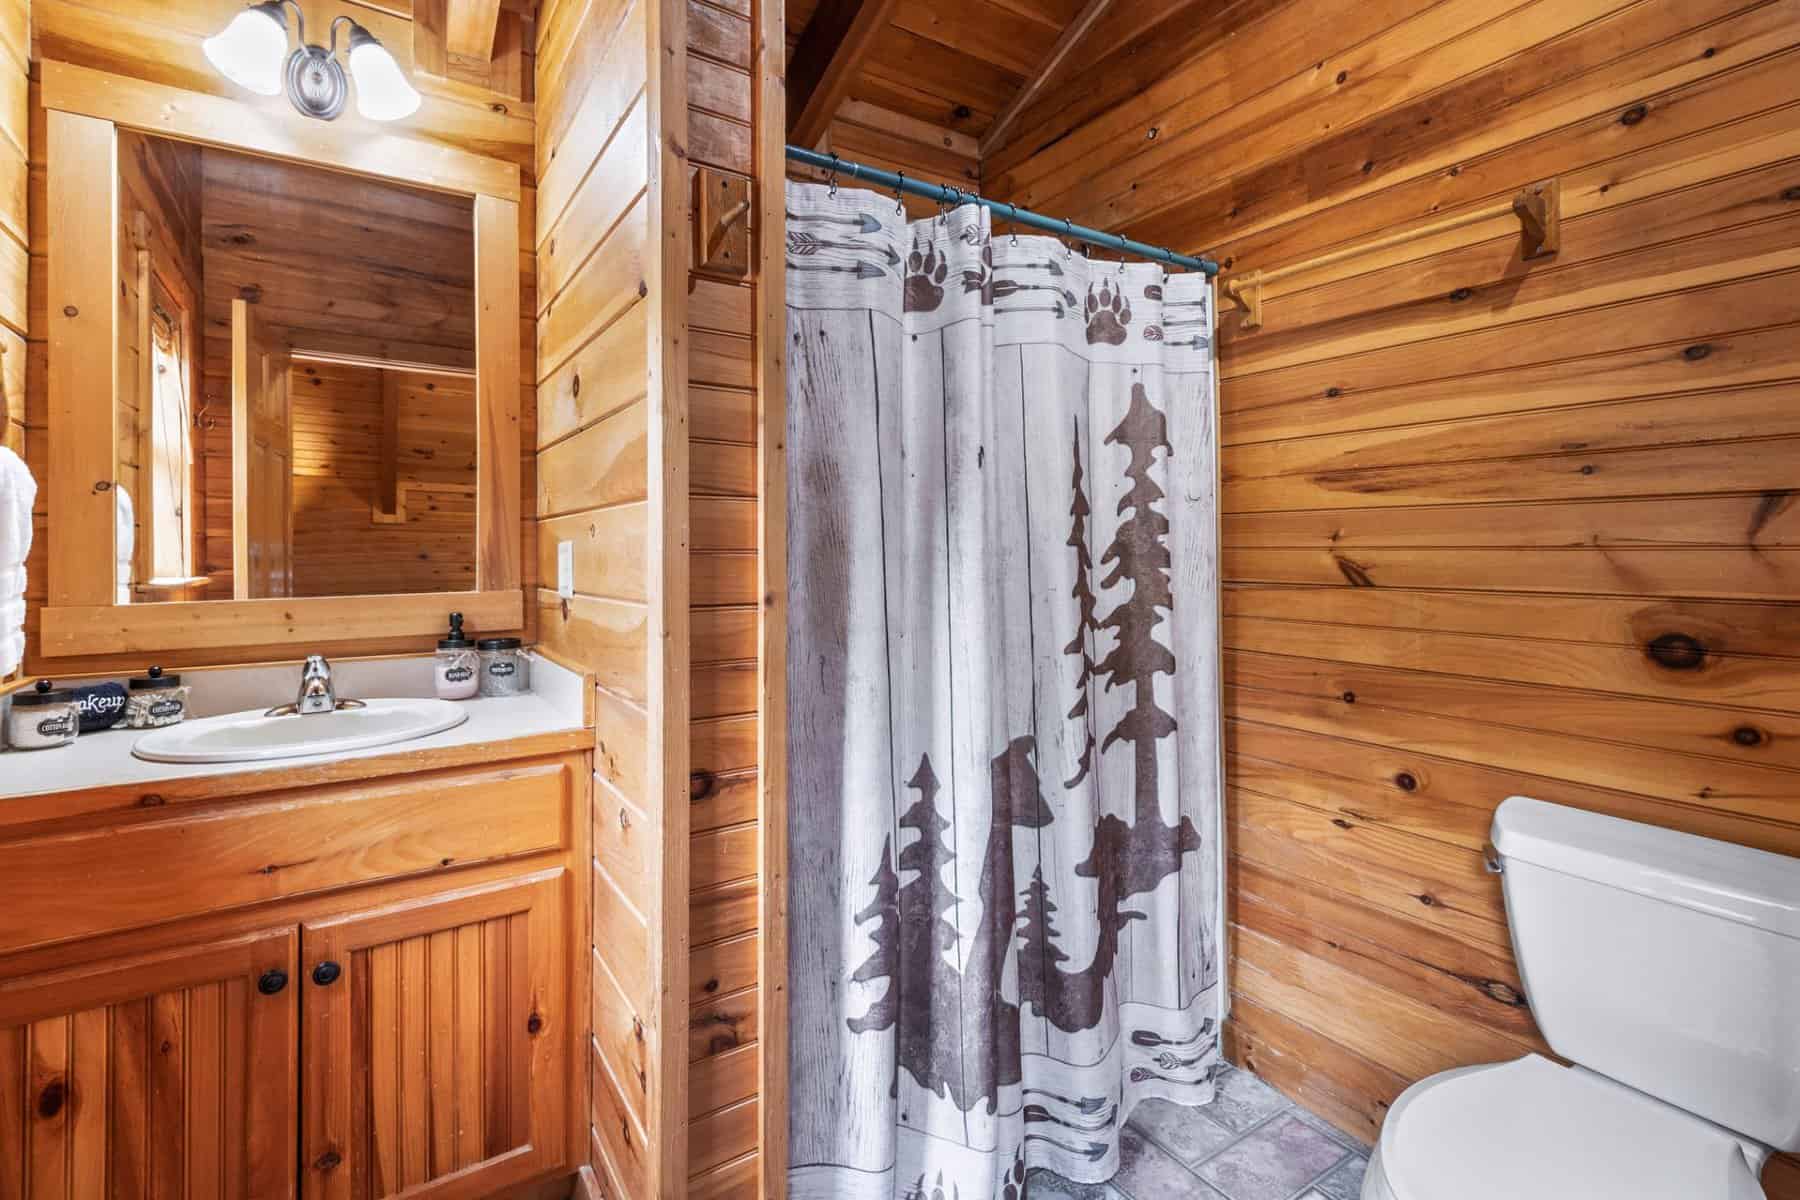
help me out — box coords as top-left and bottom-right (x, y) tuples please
(36, 62), (522, 658)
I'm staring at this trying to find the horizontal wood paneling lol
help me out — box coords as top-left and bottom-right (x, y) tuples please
(1005, 1), (1800, 1190)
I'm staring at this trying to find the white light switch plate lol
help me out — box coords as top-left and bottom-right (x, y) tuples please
(557, 540), (574, 598)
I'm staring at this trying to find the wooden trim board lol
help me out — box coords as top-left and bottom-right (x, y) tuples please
(754, 0), (790, 1190)
(646, 0), (695, 1193)
(44, 107), (118, 608)
(38, 59), (521, 200)
(475, 193), (524, 593)
(38, 590), (524, 658)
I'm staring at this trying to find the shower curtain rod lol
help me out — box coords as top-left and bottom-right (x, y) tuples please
(788, 145), (1221, 277)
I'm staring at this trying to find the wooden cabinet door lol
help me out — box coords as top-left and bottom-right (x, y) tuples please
(0, 927), (300, 1199)
(300, 871), (566, 1200)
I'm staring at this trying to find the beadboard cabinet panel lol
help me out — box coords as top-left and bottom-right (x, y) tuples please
(0, 928), (300, 1200)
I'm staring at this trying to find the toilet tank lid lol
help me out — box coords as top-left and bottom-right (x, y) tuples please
(1493, 797), (1800, 941)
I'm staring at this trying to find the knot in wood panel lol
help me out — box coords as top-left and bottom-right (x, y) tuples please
(37, 1078), (66, 1119)
(1394, 772), (1418, 792)
(1646, 632), (1707, 671)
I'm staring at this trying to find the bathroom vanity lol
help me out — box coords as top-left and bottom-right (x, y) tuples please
(0, 658), (594, 1199)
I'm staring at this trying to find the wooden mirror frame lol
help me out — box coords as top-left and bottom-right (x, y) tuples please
(36, 61), (523, 658)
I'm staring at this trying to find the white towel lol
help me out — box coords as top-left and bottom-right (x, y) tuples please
(0, 446), (33, 674)
(115, 484), (135, 605)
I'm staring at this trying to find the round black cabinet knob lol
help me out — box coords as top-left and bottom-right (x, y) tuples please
(257, 969), (289, 996)
(312, 960), (342, 986)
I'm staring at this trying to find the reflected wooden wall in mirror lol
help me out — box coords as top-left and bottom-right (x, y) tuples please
(113, 133), (481, 604)
(37, 63), (522, 660)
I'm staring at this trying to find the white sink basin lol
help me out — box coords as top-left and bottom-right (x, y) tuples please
(132, 698), (469, 764)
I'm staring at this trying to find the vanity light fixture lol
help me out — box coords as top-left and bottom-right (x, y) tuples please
(203, 1), (422, 123)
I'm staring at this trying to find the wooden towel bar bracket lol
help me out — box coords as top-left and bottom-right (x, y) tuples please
(1223, 177), (1560, 329)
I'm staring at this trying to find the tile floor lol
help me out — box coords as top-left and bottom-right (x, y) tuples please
(1032, 1065), (1369, 1200)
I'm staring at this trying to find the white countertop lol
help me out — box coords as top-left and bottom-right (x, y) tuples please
(0, 652), (587, 800)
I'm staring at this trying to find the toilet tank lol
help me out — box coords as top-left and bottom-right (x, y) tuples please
(1492, 797), (1800, 1152)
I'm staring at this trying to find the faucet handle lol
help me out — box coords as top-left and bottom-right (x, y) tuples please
(303, 654), (330, 677)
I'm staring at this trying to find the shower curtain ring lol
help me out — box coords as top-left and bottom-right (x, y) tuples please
(893, 171), (906, 214)
(1009, 204), (1020, 246)
(827, 153), (840, 197)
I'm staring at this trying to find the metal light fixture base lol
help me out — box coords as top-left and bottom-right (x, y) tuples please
(283, 43), (348, 121)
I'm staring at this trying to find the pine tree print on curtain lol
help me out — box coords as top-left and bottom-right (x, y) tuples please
(786, 180), (1224, 1200)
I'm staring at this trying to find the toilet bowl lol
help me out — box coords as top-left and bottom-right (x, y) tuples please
(1361, 797), (1800, 1200)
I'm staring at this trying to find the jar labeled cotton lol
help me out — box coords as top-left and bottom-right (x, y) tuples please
(125, 666), (189, 729)
(477, 637), (527, 697)
(7, 680), (79, 750)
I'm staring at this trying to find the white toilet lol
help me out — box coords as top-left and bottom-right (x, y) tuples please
(1362, 796), (1800, 1200)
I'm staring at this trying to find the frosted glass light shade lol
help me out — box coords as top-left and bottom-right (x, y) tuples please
(202, 5), (288, 97)
(349, 39), (421, 121)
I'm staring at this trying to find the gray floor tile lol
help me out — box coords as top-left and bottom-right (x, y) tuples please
(1112, 1125), (1228, 1199)
(1196, 1113), (1351, 1200)
(1310, 1154), (1367, 1200)
(1197, 1065), (1292, 1134)
(1128, 1097), (1240, 1166)
(1289, 1106), (1367, 1152)
(1026, 1167), (1120, 1199)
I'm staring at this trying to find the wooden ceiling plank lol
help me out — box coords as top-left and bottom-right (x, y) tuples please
(787, 0), (903, 148)
(980, 0), (1115, 158)
(444, 0), (503, 60)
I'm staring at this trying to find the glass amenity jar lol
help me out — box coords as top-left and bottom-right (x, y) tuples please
(435, 612), (480, 701)
(477, 637), (527, 697)
(124, 666), (189, 729)
(7, 680), (79, 750)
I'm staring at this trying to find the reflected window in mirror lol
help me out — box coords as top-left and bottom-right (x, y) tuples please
(146, 291), (197, 587)
(114, 131), (477, 605)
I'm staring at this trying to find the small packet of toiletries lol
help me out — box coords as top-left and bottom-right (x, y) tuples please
(71, 681), (130, 733)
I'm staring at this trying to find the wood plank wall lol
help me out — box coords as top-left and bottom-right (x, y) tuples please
(287, 362), (478, 598)
(991, 0), (1800, 1191)
(0, 0), (26, 688)
(21, 0), (539, 674)
(532, 0), (672, 1194)
(686, 0), (765, 1194)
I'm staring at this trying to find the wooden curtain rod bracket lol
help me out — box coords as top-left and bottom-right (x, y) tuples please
(1224, 177), (1561, 329)
(1223, 269), (1263, 328)
(1513, 177), (1561, 259)
(694, 167), (753, 278)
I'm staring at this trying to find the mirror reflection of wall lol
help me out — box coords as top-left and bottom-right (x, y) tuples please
(115, 132), (477, 604)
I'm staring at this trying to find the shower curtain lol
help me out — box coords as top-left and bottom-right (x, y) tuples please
(785, 180), (1225, 1200)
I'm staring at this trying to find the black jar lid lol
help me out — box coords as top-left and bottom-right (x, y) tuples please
(130, 665), (182, 690)
(439, 612), (474, 650)
(477, 637), (522, 651)
(14, 679), (74, 706)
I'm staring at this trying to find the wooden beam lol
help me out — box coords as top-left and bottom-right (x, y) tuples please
(445, 0), (504, 59)
(980, 0), (1116, 158)
(786, 0), (900, 149)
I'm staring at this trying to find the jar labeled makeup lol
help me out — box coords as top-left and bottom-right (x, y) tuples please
(477, 637), (527, 697)
(125, 666), (188, 729)
(7, 680), (79, 750)
(435, 612), (480, 701)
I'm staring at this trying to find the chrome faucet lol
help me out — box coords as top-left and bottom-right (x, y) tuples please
(265, 655), (365, 717)
(295, 655), (336, 715)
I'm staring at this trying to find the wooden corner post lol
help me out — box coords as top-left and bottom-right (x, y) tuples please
(754, 0), (790, 1191)
(645, 0), (693, 1194)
